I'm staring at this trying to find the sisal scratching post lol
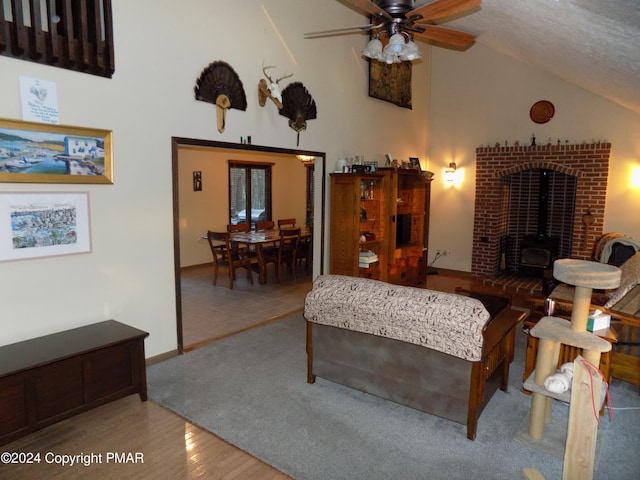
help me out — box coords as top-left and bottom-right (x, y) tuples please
(553, 259), (621, 332)
(527, 259), (619, 442)
(529, 338), (560, 439)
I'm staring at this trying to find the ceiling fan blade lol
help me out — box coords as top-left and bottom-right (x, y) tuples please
(410, 0), (481, 23)
(413, 25), (476, 50)
(304, 24), (380, 38)
(342, 0), (392, 19)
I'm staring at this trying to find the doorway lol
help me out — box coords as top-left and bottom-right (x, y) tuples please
(171, 137), (326, 353)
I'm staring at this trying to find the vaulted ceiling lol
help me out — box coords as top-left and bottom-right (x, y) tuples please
(434, 0), (640, 114)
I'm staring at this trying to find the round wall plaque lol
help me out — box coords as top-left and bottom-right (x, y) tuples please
(530, 100), (555, 124)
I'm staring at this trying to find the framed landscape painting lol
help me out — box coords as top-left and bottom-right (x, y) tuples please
(0, 118), (113, 184)
(0, 192), (92, 262)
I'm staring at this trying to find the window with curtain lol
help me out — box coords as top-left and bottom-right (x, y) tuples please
(228, 162), (272, 227)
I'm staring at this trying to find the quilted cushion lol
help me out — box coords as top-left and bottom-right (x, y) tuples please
(304, 274), (491, 361)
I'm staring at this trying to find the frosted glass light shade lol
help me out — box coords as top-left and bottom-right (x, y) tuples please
(400, 41), (422, 61)
(362, 38), (383, 60)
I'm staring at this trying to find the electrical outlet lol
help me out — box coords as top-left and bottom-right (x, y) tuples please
(436, 249), (442, 255)
(444, 250), (451, 256)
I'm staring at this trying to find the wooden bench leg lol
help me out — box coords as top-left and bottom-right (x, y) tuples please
(306, 322), (316, 384)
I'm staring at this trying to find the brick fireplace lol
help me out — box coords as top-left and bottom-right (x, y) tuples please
(472, 143), (611, 279)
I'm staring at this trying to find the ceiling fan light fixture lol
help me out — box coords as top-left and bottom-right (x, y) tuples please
(399, 40), (421, 61)
(363, 30), (422, 64)
(362, 38), (383, 60)
(386, 33), (406, 53)
(384, 51), (400, 64)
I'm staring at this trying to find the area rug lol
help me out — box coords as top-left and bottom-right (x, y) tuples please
(147, 313), (640, 480)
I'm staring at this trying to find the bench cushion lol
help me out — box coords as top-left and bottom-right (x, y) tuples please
(303, 275), (491, 361)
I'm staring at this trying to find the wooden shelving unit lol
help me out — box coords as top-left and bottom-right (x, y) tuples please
(329, 172), (388, 281)
(381, 168), (431, 286)
(329, 168), (431, 286)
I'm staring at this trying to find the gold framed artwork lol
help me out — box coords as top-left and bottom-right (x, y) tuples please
(0, 118), (113, 184)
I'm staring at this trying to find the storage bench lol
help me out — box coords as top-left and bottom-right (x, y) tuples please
(0, 320), (149, 446)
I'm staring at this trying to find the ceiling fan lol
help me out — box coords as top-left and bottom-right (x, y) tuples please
(305, 0), (481, 63)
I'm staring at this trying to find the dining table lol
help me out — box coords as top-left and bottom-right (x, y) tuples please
(230, 227), (311, 284)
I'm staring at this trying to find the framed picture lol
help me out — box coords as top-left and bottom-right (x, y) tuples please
(367, 25), (412, 110)
(409, 157), (421, 170)
(369, 60), (412, 109)
(364, 161), (378, 172)
(0, 118), (113, 184)
(0, 192), (92, 262)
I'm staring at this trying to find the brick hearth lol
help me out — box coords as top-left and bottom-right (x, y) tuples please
(472, 143), (611, 279)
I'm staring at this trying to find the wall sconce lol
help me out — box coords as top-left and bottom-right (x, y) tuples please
(631, 165), (640, 188)
(444, 162), (457, 183)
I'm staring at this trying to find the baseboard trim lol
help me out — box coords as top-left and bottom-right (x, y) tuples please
(146, 349), (180, 366)
(431, 267), (473, 278)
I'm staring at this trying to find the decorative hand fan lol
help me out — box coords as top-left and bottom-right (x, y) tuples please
(194, 61), (247, 133)
(279, 82), (317, 146)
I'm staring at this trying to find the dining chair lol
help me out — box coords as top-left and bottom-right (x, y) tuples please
(207, 230), (253, 289)
(263, 227), (300, 283)
(277, 218), (296, 229)
(254, 220), (277, 252)
(227, 222), (255, 258)
(255, 220), (275, 231)
(297, 226), (312, 272)
(227, 223), (250, 233)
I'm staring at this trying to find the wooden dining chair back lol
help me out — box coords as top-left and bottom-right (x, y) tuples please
(263, 227), (300, 283)
(227, 223), (250, 233)
(207, 230), (253, 289)
(277, 218), (296, 229)
(255, 220), (275, 231)
(297, 226), (312, 272)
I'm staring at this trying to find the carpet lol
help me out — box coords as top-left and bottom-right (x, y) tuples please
(147, 314), (640, 480)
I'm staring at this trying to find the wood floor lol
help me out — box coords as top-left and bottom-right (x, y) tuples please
(0, 395), (290, 480)
(0, 270), (537, 479)
(181, 263), (312, 349)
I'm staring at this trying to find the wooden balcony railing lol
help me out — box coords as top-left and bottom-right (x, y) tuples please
(0, 0), (114, 78)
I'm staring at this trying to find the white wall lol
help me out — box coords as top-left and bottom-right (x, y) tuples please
(0, 0), (430, 356)
(428, 44), (640, 272)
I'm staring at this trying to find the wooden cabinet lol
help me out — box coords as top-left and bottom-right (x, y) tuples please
(329, 172), (388, 281)
(329, 169), (431, 286)
(0, 320), (148, 446)
(382, 168), (431, 286)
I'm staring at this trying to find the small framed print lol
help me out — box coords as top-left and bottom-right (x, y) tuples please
(409, 157), (421, 170)
(364, 161), (378, 172)
(0, 191), (91, 262)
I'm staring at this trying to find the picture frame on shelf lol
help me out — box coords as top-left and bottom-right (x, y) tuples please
(352, 164), (369, 173)
(364, 161), (378, 172)
(409, 157), (421, 170)
(0, 191), (92, 262)
(0, 118), (113, 184)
